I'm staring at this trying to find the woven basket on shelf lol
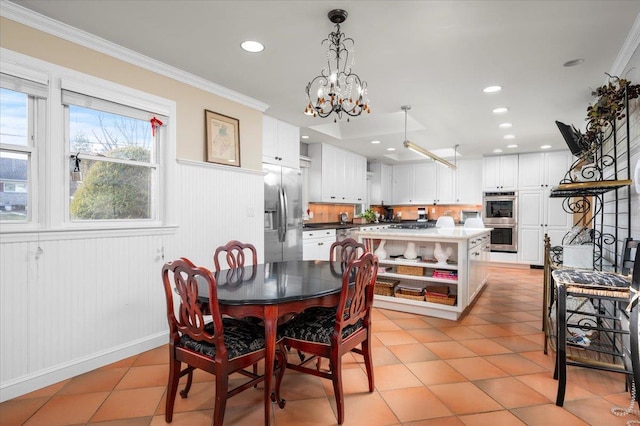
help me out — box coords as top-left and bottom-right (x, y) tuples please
(396, 265), (424, 276)
(425, 294), (457, 306)
(374, 279), (400, 296)
(395, 286), (425, 301)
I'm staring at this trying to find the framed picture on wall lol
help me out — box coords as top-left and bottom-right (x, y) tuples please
(205, 109), (240, 167)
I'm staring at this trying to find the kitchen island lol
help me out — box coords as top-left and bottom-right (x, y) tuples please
(352, 227), (491, 320)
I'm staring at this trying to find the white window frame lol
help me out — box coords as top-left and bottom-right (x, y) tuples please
(0, 48), (177, 240)
(0, 66), (48, 232)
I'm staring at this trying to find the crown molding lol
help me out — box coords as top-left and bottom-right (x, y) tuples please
(610, 11), (640, 78)
(0, 0), (269, 112)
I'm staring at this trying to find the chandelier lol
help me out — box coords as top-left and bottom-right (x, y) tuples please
(304, 9), (370, 122)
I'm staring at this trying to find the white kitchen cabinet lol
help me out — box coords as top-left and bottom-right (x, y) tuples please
(262, 115), (300, 169)
(518, 189), (572, 265)
(518, 151), (572, 190)
(436, 165), (456, 204)
(302, 229), (336, 260)
(467, 233), (490, 304)
(412, 163), (437, 203)
(348, 152), (367, 203)
(369, 162), (393, 205)
(308, 144), (367, 204)
(393, 162), (455, 205)
(456, 158), (483, 204)
(392, 164), (413, 204)
(483, 155), (518, 190)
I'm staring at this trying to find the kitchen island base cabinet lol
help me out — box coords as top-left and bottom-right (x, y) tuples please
(354, 228), (490, 320)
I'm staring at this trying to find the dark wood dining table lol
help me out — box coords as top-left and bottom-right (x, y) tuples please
(197, 260), (348, 425)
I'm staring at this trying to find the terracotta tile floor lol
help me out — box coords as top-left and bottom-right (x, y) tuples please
(2, 267), (639, 425)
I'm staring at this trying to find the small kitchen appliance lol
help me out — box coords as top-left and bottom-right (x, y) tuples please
(417, 207), (427, 222)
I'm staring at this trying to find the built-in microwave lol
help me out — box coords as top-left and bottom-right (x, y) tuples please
(483, 191), (517, 225)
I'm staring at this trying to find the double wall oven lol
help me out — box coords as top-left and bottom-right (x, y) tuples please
(483, 191), (518, 253)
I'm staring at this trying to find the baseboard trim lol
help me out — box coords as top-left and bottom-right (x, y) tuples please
(0, 332), (168, 403)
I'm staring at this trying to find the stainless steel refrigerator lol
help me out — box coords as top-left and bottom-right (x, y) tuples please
(264, 163), (303, 262)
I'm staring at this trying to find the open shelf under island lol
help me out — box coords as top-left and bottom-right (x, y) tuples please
(352, 227), (491, 320)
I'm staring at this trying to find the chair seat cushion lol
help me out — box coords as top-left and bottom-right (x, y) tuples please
(179, 317), (268, 360)
(280, 307), (363, 345)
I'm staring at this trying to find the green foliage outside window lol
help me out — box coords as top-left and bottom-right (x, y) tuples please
(70, 146), (151, 220)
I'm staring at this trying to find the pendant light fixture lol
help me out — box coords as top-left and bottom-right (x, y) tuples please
(304, 9), (370, 122)
(401, 105), (456, 170)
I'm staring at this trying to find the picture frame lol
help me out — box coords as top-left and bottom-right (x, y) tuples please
(205, 109), (240, 167)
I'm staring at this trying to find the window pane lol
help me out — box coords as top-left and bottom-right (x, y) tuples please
(0, 88), (28, 146)
(69, 157), (153, 220)
(0, 151), (29, 221)
(68, 105), (154, 162)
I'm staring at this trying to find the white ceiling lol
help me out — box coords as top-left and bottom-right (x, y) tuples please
(6, 0), (640, 163)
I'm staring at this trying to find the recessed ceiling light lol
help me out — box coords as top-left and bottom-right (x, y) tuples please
(503, 134), (515, 140)
(540, 144), (552, 150)
(371, 140), (381, 144)
(483, 85), (502, 93)
(492, 107), (509, 114)
(387, 147), (395, 151)
(499, 123), (512, 129)
(507, 144), (518, 149)
(493, 148), (503, 153)
(240, 40), (264, 53)
(301, 135), (309, 139)
(563, 58), (584, 67)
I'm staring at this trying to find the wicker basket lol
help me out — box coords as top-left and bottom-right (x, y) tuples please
(425, 294), (456, 306)
(397, 265), (425, 276)
(425, 285), (450, 296)
(374, 279), (400, 296)
(395, 286), (426, 301)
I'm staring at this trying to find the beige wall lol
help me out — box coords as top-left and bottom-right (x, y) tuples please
(0, 17), (263, 171)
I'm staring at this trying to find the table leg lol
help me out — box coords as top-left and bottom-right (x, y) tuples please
(263, 305), (278, 425)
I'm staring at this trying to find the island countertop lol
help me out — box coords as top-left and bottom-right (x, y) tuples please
(352, 227), (491, 241)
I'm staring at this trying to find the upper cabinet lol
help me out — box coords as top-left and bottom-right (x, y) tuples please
(456, 158), (483, 204)
(308, 144), (367, 204)
(262, 115), (300, 169)
(369, 162), (393, 205)
(391, 162), (455, 205)
(518, 151), (572, 190)
(482, 155), (518, 190)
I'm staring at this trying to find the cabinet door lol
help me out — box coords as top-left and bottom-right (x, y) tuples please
(436, 166), (456, 204)
(456, 159), (482, 204)
(518, 153), (544, 189)
(381, 164), (393, 205)
(262, 115), (279, 165)
(519, 190), (544, 227)
(413, 163), (436, 203)
(544, 151), (571, 187)
(500, 155), (519, 189)
(369, 162), (392, 205)
(518, 226), (544, 264)
(276, 120), (300, 169)
(392, 164), (413, 204)
(355, 154), (367, 203)
(482, 156), (501, 190)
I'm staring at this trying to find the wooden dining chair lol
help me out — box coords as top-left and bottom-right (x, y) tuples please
(329, 237), (366, 265)
(280, 251), (378, 424)
(161, 257), (285, 426)
(213, 240), (258, 271)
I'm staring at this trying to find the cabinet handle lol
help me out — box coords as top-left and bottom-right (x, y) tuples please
(318, 242), (324, 246)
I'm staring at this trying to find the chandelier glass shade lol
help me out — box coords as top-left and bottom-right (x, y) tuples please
(304, 9), (370, 122)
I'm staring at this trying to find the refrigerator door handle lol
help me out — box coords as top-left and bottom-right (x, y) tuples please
(282, 187), (289, 235)
(278, 187), (286, 242)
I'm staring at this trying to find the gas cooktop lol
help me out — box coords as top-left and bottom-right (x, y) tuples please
(389, 222), (436, 229)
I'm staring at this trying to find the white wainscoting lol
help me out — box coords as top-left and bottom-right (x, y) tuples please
(0, 160), (265, 401)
